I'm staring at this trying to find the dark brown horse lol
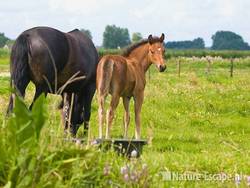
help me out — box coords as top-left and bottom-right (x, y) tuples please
(7, 26), (98, 135)
(97, 34), (166, 139)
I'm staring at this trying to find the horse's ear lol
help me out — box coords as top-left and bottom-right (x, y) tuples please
(160, 33), (165, 43)
(148, 34), (153, 44)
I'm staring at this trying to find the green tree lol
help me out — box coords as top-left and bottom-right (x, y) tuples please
(132, 32), (143, 43)
(165, 38), (205, 49)
(0, 33), (10, 48)
(211, 31), (250, 50)
(103, 25), (131, 49)
(80, 29), (92, 40)
(192, 38), (205, 49)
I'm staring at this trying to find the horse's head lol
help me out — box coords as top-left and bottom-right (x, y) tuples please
(148, 33), (166, 72)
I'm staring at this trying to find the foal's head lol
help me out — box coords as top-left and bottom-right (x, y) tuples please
(147, 33), (166, 72)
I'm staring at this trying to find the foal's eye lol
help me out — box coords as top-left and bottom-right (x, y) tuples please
(150, 50), (154, 54)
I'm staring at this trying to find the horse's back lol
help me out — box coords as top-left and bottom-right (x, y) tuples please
(66, 29), (98, 80)
(18, 27), (70, 84)
(24, 27), (70, 70)
(98, 55), (128, 77)
(18, 27), (98, 90)
(97, 55), (137, 96)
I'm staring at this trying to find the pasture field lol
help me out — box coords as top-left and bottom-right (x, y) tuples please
(0, 54), (250, 187)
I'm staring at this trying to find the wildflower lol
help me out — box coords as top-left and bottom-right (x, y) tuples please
(123, 173), (129, 182)
(120, 165), (129, 175)
(130, 172), (137, 182)
(103, 164), (111, 176)
(91, 139), (98, 145)
(247, 176), (250, 186)
(75, 139), (81, 145)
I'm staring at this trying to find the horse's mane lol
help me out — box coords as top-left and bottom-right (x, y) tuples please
(122, 37), (162, 57)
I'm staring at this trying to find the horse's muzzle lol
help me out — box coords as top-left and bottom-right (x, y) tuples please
(158, 65), (166, 72)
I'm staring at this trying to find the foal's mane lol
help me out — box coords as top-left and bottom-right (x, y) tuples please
(122, 37), (162, 57)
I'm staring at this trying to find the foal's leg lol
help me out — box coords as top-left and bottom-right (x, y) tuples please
(106, 95), (120, 139)
(98, 94), (106, 138)
(122, 97), (130, 138)
(134, 93), (144, 139)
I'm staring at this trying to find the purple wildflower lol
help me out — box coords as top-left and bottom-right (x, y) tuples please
(120, 165), (129, 175)
(247, 176), (250, 186)
(130, 172), (138, 182)
(123, 174), (129, 182)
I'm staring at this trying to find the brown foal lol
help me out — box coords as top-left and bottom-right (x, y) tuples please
(97, 34), (166, 139)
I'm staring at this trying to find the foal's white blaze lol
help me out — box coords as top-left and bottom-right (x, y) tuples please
(158, 48), (161, 51)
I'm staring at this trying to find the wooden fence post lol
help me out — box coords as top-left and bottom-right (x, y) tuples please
(206, 57), (211, 74)
(230, 59), (234, 78)
(177, 60), (181, 77)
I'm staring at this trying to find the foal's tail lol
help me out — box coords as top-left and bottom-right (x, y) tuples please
(7, 34), (30, 114)
(97, 57), (114, 96)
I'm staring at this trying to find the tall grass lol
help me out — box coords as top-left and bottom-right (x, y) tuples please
(0, 95), (160, 187)
(0, 54), (250, 187)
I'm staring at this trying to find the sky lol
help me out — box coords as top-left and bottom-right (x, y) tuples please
(0, 0), (250, 47)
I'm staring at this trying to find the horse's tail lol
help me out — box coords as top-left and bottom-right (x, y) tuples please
(7, 34), (30, 114)
(97, 57), (114, 96)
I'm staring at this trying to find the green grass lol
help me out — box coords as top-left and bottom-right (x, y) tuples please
(0, 56), (250, 187)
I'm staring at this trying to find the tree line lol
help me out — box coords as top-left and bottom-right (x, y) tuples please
(0, 33), (13, 48)
(1, 25), (250, 50)
(78, 26), (250, 50)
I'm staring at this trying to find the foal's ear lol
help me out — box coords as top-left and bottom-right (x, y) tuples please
(148, 34), (153, 44)
(160, 33), (165, 43)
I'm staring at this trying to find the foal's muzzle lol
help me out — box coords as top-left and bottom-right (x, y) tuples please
(158, 64), (166, 72)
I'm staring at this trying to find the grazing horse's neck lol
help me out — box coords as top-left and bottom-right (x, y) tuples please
(128, 44), (151, 73)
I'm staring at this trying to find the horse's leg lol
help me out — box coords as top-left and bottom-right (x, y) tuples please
(29, 85), (47, 110)
(122, 97), (130, 138)
(134, 92), (144, 140)
(106, 94), (120, 139)
(68, 93), (78, 136)
(82, 83), (96, 135)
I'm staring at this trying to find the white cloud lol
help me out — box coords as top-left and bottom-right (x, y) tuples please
(48, 0), (125, 15)
(0, 0), (250, 46)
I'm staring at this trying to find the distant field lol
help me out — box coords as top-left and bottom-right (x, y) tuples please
(0, 55), (250, 187)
